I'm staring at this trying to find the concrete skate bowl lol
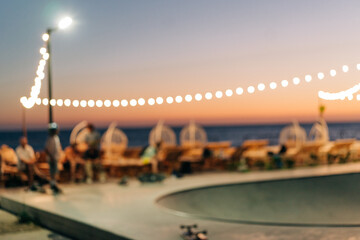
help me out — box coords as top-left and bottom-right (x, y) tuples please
(157, 173), (360, 227)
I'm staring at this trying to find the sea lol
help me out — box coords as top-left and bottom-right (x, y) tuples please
(1, 122), (360, 151)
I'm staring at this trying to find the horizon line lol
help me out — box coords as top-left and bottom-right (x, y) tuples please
(1, 119), (360, 132)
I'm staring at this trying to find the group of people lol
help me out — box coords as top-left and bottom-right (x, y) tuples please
(1, 123), (102, 194)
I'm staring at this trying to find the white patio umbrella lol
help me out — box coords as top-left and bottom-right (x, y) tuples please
(148, 120), (176, 147)
(180, 121), (207, 147)
(101, 122), (128, 149)
(279, 121), (307, 148)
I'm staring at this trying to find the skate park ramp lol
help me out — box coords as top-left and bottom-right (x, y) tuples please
(157, 173), (360, 226)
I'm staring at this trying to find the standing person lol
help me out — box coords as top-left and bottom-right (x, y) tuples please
(15, 137), (37, 191)
(45, 123), (62, 194)
(83, 123), (103, 183)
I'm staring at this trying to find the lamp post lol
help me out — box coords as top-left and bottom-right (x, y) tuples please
(42, 17), (72, 124)
(22, 106), (27, 138)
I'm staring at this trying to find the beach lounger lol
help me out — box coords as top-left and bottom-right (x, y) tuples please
(204, 141), (235, 170)
(241, 139), (270, 168)
(325, 139), (356, 164)
(289, 142), (324, 166)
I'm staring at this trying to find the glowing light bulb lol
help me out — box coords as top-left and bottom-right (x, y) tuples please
(36, 69), (44, 76)
(130, 99), (137, 106)
(148, 98), (155, 105)
(113, 100), (120, 107)
(225, 89), (233, 96)
(37, 72), (45, 79)
(166, 97), (174, 104)
(342, 65), (349, 73)
(64, 99), (71, 107)
(215, 91), (223, 98)
(236, 87), (243, 95)
(292, 77), (300, 85)
(57, 99), (63, 106)
(73, 100), (80, 107)
(80, 100), (87, 107)
(30, 91), (37, 98)
(305, 75), (312, 83)
(36, 98), (41, 105)
(42, 33), (49, 41)
(39, 59), (46, 66)
(281, 80), (289, 87)
(37, 65), (44, 72)
(43, 53), (49, 60)
(50, 99), (56, 106)
(185, 95), (192, 102)
(42, 98), (49, 106)
(96, 100), (103, 107)
(35, 79), (41, 86)
(357, 64), (360, 71)
(39, 47), (47, 55)
(247, 86), (255, 94)
(175, 96), (183, 103)
(257, 83), (265, 91)
(270, 82), (277, 89)
(104, 100), (111, 107)
(138, 98), (145, 106)
(205, 92), (213, 100)
(121, 100), (128, 107)
(156, 97), (164, 104)
(317, 72), (325, 80)
(20, 96), (27, 104)
(24, 98), (35, 109)
(357, 94), (360, 101)
(88, 100), (95, 107)
(330, 69), (336, 77)
(348, 95), (354, 101)
(195, 93), (202, 101)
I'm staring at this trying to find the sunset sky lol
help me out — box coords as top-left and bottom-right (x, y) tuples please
(2, 0), (360, 130)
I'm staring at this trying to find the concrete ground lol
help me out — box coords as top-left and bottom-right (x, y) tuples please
(2, 163), (360, 239)
(0, 208), (70, 240)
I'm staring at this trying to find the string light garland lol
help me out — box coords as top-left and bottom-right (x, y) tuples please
(20, 36), (359, 109)
(20, 42), (49, 109)
(318, 83), (360, 101)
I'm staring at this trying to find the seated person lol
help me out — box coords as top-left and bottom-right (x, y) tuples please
(268, 145), (287, 169)
(15, 137), (38, 191)
(141, 142), (162, 173)
(85, 123), (101, 149)
(63, 144), (85, 182)
(1, 144), (19, 174)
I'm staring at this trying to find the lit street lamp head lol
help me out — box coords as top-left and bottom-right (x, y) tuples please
(58, 17), (72, 30)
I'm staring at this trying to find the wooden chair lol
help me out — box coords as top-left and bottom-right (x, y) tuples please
(0, 145), (22, 187)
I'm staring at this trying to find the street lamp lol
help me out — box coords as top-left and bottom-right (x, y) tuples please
(42, 17), (72, 124)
